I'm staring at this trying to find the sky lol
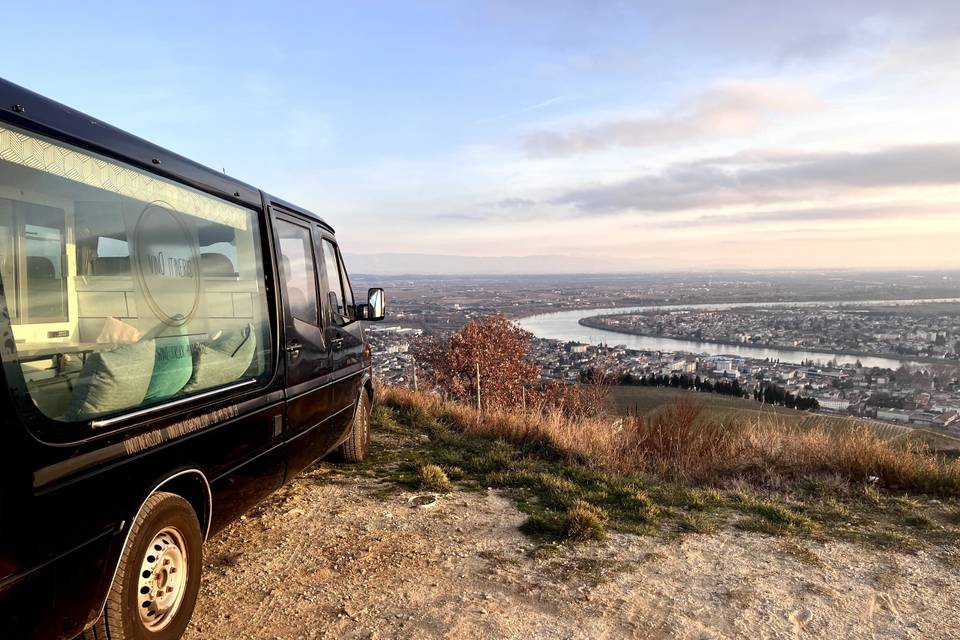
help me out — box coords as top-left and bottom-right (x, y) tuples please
(4, 1), (960, 273)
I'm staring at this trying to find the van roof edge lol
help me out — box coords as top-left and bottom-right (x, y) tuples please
(0, 76), (332, 231)
(266, 194), (336, 233)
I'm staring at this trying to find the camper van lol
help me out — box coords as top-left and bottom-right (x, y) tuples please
(0, 78), (385, 640)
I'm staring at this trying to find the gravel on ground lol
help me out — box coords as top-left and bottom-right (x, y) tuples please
(184, 461), (959, 639)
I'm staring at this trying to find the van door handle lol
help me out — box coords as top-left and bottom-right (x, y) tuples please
(285, 342), (301, 358)
(330, 336), (344, 349)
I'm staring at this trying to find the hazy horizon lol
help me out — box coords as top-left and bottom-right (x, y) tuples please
(346, 252), (960, 277)
(5, 2), (960, 272)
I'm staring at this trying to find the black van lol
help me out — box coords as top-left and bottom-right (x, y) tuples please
(0, 78), (385, 640)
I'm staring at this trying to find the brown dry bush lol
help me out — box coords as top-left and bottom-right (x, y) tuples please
(382, 386), (960, 497)
(412, 314), (539, 410)
(411, 314), (606, 416)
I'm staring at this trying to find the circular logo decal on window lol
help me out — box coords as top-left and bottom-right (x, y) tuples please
(133, 201), (200, 326)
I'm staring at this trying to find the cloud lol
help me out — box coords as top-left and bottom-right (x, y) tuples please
(555, 142), (960, 214)
(777, 30), (856, 64)
(430, 212), (487, 222)
(659, 202), (960, 228)
(523, 82), (820, 156)
(497, 197), (537, 209)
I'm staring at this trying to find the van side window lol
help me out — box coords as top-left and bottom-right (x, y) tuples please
(76, 202), (130, 276)
(23, 206), (69, 322)
(276, 221), (319, 325)
(0, 122), (273, 427)
(198, 220), (240, 277)
(337, 247), (355, 310)
(0, 201), (71, 323)
(320, 238), (351, 326)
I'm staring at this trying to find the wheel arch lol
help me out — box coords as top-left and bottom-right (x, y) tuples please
(88, 468), (212, 630)
(155, 469), (213, 541)
(360, 370), (374, 403)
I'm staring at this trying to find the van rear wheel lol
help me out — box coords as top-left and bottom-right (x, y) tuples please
(84, 492), (202, 640)
(339, 392), (371, 462)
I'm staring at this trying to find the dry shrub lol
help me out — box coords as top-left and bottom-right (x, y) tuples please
(577, 367), (616, 414)
(412, 314), (607, 417)
(443, 465), (466, 480)
(412, 314), (539, 410)
(383, 386), (960, 497)
(623, 399), (960, 495)
(563, 501), (608, 541)
(532, 379), (609, 420)
(418, 464), (453, 492)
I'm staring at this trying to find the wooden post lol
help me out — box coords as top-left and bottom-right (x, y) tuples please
(412, 358), (418, 392)
(521, 386), (526, 412)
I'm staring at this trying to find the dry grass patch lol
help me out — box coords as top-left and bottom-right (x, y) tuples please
(383, 386), (960, 498)
(418, 464), (453, 492)
(376, 387), (960, 549)
(678, 512), (721, 535)
(562, 501), (609, 541)
(864, 530), (925, 553)
(778, 539), (824, 567)
(442, 465), (466, 480)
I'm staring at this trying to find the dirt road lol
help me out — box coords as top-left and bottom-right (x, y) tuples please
(183, 458), (959, 640)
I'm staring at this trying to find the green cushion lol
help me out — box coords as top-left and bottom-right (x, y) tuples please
(182, 324), (256, 393)
(144, 325), (192, 403)
(66, 340), (156, 420)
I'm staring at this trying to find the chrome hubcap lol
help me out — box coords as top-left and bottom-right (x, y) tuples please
(137, 527), (188, 630)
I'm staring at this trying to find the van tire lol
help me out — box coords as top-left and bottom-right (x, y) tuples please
(84, 492), (202, 640)
(338, 393), (371, 463)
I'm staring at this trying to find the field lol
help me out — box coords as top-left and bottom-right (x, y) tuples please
(611, 385), (960, 455)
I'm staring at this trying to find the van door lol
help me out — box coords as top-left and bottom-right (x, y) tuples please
(317, 236), (365, 432)
(273, 212), (338, 476)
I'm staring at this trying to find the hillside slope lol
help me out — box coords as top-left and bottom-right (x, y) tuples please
(184, 397), (960, 639)
(185, 469), (959, 640)
(611, 385), (960, 455)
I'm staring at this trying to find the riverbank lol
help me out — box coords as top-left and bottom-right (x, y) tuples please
(516, 298), (960, 369)
(507, 296), (960, 323)
(577, 316), (951, 367)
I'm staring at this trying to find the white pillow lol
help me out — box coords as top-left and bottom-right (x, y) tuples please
(96, 317), (143, 344)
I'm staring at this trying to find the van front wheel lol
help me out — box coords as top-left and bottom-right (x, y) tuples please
(85, 492), (202, 640)
(338, 392), (371, 463)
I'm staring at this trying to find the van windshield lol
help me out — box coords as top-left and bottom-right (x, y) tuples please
(0, 123), (272, 426)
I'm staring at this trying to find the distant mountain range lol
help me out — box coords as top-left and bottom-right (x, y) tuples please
(344, 252), (644, 275)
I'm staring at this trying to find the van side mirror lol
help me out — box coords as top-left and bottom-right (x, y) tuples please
(357, 288), (385, 321)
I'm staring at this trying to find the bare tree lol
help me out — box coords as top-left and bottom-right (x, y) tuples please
(413, 315), (539, 411)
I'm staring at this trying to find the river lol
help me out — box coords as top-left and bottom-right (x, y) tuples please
(517, 298), (960, 370)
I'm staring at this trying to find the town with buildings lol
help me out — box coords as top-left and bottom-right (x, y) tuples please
(582, 303), (960, 362)
(354, 272), (960, 441)
(526, 338), (960, 435)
